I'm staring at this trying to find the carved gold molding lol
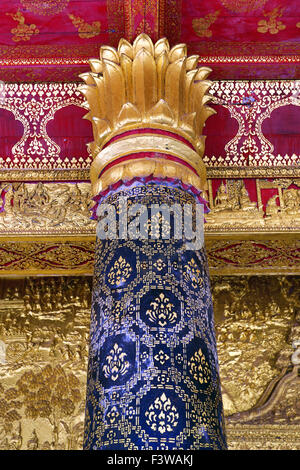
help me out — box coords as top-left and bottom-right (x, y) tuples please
(207, 238), (300, 275)
(0, 237), (95, 276)
(226, 425), (300, 450)
(207, 167), (300, 178)
(0, 166), (300, 182)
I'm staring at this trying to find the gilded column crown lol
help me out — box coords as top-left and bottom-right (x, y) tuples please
(79, 34), (215, 195)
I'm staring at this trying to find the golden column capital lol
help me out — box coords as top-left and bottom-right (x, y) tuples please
(79, 34), (215, 196)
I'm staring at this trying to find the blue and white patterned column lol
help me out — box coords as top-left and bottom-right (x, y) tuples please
(83, 182), (227, 450)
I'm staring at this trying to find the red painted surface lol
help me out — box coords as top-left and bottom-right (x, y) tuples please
(261, 104), (300, 156)
(0, 108), (24, 155)
(204, 105), (239, 161)
(46, 104), (91, 159)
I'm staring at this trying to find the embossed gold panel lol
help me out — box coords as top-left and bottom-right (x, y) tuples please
(0, 275), (299, 449)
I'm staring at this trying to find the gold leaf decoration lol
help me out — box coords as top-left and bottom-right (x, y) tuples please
(6, 11), (39, 42)
(257, 7), (286, 34)
(192, 11), (220, 38)
(69, 14), (101, 39)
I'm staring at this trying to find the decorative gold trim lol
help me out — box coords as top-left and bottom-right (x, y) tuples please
(92, 157), (205, 195)
(0, 236), (298, 276)
(0, 166), (299, 182)
(0, 56), (299, 67)
(207, 167), (300, 178)
(0, 169), (91, 181)
(90, 134), (207, 194)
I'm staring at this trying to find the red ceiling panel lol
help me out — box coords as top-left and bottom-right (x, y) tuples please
(0, 1), (299, 80)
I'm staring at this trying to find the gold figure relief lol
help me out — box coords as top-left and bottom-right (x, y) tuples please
(0, 277), (91, 450)
(68, 14), (101, 39)
(206, 180), (264, 227)
(260, 179), (300, 227)
(6, 11), (39, 42)
(257, 7), (286, 34)
(0, 182), (95, 234)
(212, 275), (300, 419)
(206, 178), (300, 230)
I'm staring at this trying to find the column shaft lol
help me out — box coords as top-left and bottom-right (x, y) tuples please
(83, 183), (227, 450)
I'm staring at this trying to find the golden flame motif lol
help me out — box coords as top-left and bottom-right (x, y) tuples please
(102, 343), (130, 382)
(188, 348), (211, 385)
(146, 292), (177, 327)
(107, 256), (133, 286)
(145, 393), (179, 434)
(79, 34), (215, 195)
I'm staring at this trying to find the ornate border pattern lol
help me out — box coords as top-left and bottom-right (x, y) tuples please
(0, 80), (298, 171)
(0, 237), (298, 276)
(206, 80), (300, 167)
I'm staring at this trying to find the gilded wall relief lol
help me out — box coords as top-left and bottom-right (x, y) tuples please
(0, 182), (95, 234)
(206, 178), (300, 230)
(212, 275), (300, 416)
(0, 275), (299, 449)
(0, 178), (299, 236)
(0, 277), (92, 450)
(226, 340), (300, 449)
